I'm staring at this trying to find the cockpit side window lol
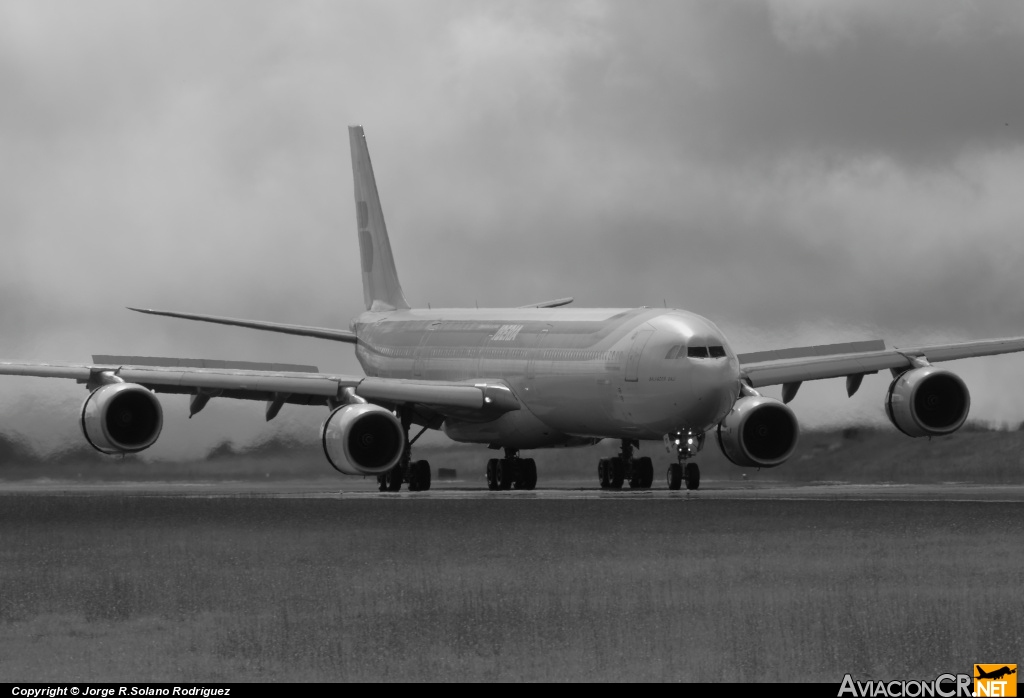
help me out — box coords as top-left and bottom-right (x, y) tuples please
(709, 346), (726, 358)
(665, 345), (681, 359)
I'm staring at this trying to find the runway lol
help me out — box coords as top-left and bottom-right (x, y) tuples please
(3, 477), (1023, 501)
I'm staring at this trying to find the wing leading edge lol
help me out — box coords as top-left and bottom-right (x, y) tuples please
(740, 336), (1024, 398)
(0, 360), (520, 419)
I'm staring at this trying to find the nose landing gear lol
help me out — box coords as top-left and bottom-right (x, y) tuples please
(665, 429), (704, 491)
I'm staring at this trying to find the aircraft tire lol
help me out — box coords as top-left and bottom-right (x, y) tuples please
(636, 457), (653, 489)
(520, 458), (537, 490)
(496, 459), (513, 490)
(385, 466), (403, 492)
(414, 460), (431, 491)
(609, 456), (625, 489)
(598, 458), (610, 489)
(377, 474), (388, 492)
(684, 462), (700, 491)
(486, 459), (498, 490)
(667, 463), (683, 490)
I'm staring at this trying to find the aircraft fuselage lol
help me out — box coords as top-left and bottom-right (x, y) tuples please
(353, 306), (740, 449)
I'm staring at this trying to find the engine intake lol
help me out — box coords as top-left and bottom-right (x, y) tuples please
(885, 366), (970, 437)
(716, 395), (799, 468)
(80, 383), (164, 454)
(321, 403), (404, 475)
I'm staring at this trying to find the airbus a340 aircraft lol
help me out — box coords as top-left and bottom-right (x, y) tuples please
(5, 127), (1024, 492)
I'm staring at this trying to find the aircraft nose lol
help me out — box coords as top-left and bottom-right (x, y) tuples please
(689, 354), (740, 427)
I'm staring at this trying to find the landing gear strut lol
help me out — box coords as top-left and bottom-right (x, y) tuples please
(485, 448), (537, 491)
(377, 408), (432, 492)
(665, 429), (704, 491)
(597, 440), (654, 490)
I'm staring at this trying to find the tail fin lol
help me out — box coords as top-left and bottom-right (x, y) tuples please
(348, 126), (410, 311)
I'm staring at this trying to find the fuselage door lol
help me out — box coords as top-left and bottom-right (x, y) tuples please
(624, 328), (654, 382)
(412, 321), (441, 378)
(526, 326), (552, 380)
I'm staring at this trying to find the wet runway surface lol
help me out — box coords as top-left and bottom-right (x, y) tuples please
(3, 478), (1023, 501)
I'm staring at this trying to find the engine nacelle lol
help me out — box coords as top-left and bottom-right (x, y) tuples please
(321, 403), (405, 475)
(80, 383), (164, 454)
(716, 395), (799, 468)
(885, 366), (970, 437)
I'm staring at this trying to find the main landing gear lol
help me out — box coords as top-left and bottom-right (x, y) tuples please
(377, 409), (432, 492)
(665, 429), (704, 491)
(597, 440), (654, 490)
(485, 448), (537, 490)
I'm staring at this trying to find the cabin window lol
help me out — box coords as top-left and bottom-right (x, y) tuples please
(709, 346), (726, 358)
(687, 346), (709, 358)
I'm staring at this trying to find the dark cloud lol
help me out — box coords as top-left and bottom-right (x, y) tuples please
(2, 0), (1024, 457)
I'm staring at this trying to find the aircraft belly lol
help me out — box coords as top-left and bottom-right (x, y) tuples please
(443, 405), (575, 449)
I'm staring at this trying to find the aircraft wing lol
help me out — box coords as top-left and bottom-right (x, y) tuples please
(127, 307), (359, 344)
(739, 337), (1024, 395)
(0, 358), (520, 418)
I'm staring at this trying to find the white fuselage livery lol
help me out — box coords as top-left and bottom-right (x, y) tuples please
(352, 306), (740, 448)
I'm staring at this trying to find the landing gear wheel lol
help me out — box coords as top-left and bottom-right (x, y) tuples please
(486, 459), (498, 491)
(684, 462), (700, 491)
(512, 456), (536, 489)
(377, 474), (388, 492)
(384, 466), (403, 492)
(630, 456), (653, 489)
(408, 460), (431, 492)
(667, 463), (683, 491)
(515, 458), (537, 490)
(609, 456), (625, 489)
(598, 458), (610, 489)
(496, 459), (513, 490)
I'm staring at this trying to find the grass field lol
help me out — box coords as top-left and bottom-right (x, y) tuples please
(1, 495), (1021, 682)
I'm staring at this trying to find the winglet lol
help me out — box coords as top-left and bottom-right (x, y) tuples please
(348, 126), (411, 312)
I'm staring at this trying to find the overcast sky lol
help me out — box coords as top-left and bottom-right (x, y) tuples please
(2, 0), (1024, 458)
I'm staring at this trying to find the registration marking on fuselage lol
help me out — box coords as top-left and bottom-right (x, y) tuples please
(491, 324), (524, 341)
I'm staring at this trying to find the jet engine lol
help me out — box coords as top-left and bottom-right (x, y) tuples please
(321, 403), (405, 475)
(716, 395), (799, 468)
(885, 366), (970, 437)
(80, 383), (164, 454)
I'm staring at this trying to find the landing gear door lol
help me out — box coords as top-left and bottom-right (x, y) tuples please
(624, 328), (654, 382)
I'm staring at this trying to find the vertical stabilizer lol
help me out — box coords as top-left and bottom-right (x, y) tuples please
(348, 126), (411, 311)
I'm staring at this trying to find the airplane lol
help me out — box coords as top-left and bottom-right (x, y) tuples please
(975, 666), (1016, 681)
(5, 125), (1024, 492)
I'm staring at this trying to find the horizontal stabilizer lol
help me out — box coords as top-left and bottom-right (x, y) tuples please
(518, 297), (574, 309)
(93, 356), (319, 373)
(128, 308), (358, 344)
